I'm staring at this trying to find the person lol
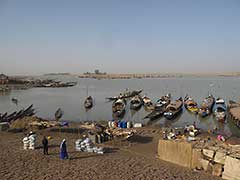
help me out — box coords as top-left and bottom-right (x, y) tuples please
(60, 139), (68, 160)
(42, 136), (48, 155)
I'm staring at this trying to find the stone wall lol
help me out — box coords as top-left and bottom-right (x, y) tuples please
(158, 140), (240, 179)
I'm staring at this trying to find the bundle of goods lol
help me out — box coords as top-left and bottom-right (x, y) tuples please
(22, 137), (29, 150)
(75, 138), (104, 154)
(28, 133), (37, 150)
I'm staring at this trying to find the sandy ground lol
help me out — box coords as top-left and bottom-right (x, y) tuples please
(0, 126), (222, 180)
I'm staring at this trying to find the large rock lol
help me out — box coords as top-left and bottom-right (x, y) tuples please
(222, 156), (240, 180)
(214, 151), (226, 165)
(212, 164), (223, 177)
(203, 149), (215, 159)
(200, 159), (209, 171)
(191, 149), (203, 169)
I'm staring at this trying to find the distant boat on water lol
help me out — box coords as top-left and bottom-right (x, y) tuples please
(55, 108), (63, 121)
(84, 96), (93, 109)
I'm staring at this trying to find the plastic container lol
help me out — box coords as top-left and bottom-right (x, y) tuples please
(123, 121), (127, 128)
(127, 122), (132, 128)
(133, 123), (143, 128)
(118, 122), (121, 128)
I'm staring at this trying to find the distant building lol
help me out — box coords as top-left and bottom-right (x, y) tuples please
(0, 74), (9, 84)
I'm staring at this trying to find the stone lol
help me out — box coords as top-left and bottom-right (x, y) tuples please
(222, 156), (240, 180)
(203, 149), (215, 159)
(191, 149), (203, 169)
(200, 159), (209, 171)
(214, 151), (226, 165)
(212, 164), (223, 177)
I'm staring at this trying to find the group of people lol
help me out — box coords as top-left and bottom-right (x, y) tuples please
(42, 136), (68, 160)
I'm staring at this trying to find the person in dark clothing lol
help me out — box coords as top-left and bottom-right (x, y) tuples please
(42, 136), (48, 155)
(60, 139), (68, 160)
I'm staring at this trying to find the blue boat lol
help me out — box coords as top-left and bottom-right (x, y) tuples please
(214, 98), (227, 123)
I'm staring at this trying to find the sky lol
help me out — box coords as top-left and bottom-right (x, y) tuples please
(0, 0), (240, 75)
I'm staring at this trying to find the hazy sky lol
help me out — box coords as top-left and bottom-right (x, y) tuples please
(0, 0), (240, 75)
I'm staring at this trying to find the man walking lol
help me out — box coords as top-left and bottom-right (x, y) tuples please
(42, 136), (48, 155)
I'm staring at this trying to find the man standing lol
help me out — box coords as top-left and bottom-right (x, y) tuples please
(42, 136), (48, 155)
(60, 139), (68, 160)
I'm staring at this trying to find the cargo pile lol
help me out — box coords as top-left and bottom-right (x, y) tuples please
(75, 138), (104, 154)
(22, 133), (37, 150)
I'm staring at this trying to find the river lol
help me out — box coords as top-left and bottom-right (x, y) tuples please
(0, 75), (240, 137)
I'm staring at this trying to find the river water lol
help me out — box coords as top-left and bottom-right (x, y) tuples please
(0, 75), (240, 137)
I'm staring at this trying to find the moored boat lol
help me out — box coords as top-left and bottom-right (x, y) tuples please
(112, 99), (126, 118)
(84, 96), (93, 109)
(198, 95), (215, 118)
(164, 97), (183, 120)
(142, 95), (154, 111)
(155, 93), (171, 110)
(214, 98), (227, 122)
(145, 94), (171, 120)
(184, 95), (198, 113)
(55, 108), (63, 120)
(130, 95), (142, 110)
(106, 89), (142, 101)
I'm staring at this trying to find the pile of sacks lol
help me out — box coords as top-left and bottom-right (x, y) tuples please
(75, 138), (104, 154)
(29, 133), (37, 149)
(22, 132), (37, 150)
(23, 137), (29, 150)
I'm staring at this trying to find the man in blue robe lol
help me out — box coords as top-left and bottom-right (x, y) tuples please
(60, 139), (68, 160)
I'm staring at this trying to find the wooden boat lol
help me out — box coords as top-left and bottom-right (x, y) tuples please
(155, 94), (171, 110)
(214, 98), (227, 123)
(55, 108), (63, 120)
(184, 95), (198, 113)
(198, 95), (215, 118)
(106, 89), (142, 101)
(142, 95), (154, 111)
(84, 96), (93, 109)
(0, 105), (35, 123)
(11, 98), (18, 105)
(112, 99), (126, 118)
(130, 95), (142, 110)
(145, 94), (171, 120)
(164, 97), (183, 120)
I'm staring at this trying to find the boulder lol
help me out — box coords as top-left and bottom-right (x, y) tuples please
(214, 151), (226, 165)
(203, 149), (215, 159)
(222, 156), (240, 180)
(191, 149), (203, 169)
(200, 159), (209, 171)
(212, 164), (223, 177)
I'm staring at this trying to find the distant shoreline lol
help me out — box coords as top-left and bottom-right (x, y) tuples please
(77, 72), (240, 79)
(4, 72), (240, 79)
